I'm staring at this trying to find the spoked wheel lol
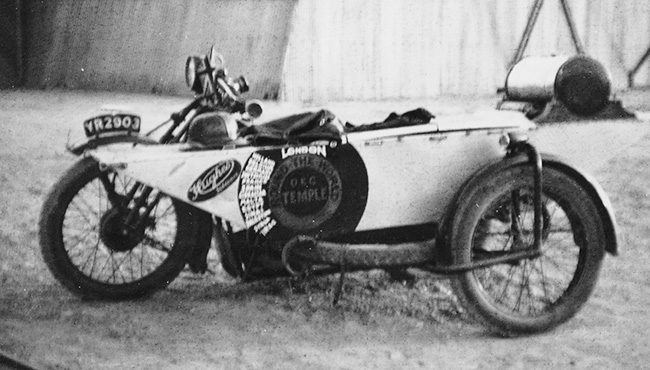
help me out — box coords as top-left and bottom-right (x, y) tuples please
(40, 157), (204, 300)
(450, 164), (606, 336)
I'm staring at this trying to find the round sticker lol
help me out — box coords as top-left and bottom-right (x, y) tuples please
(237, 144), (368, 239)
(268, 154), (342, 231)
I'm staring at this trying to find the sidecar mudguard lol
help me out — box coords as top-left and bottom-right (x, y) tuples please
(440, 152), (618, 257)
(541, 154), (618, 255)
(67, 134), (158, 155)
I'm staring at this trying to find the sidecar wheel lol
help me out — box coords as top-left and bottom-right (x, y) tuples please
(449, 164), (605, 336)
(40, 157), (205, 300)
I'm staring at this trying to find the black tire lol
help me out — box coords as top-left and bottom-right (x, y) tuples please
(449, 164), (606, 336)
(39, 157), (204, 300)
(289, 236), (434, 269)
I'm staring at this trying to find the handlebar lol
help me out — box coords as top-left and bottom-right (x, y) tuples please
(213, 74), (262, 118)
(147, 49), (263, 144)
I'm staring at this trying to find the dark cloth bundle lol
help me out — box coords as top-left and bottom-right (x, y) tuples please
(240, 108), (435, 146)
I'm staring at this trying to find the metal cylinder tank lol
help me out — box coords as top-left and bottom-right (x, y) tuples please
(505, 55), (612, 116)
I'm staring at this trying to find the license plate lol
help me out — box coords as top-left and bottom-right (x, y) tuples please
(83, 114), (141, 138)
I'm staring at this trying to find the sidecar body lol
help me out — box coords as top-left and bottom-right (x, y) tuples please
(88, 108), (535, 240)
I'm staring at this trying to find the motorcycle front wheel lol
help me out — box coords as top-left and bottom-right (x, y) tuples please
(40, 157), (204, 300)
(449, 164), (606, 336)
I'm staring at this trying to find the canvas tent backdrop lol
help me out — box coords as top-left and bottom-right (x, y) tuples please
(2, 0), (649, 101)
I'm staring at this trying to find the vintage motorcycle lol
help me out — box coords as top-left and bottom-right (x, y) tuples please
(39, 47), (618, 336)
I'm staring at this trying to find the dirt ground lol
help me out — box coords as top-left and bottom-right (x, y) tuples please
(2, 89), (650, 370)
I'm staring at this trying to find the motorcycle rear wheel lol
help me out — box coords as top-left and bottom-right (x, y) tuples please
(40, 157), (203, 300)
(449, 164), (605, 336)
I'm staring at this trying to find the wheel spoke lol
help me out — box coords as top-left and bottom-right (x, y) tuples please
(76, 238), (101, 279)
(531, 258), (553, 305)
(492, 265), (517, 305)
(153, 201), (174, 221)
(69, 195), (102, 224)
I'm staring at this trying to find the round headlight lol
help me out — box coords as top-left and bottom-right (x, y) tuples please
(185, 55), (203, 94)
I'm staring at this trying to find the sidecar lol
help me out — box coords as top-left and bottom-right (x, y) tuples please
(87, 105), (615, 247)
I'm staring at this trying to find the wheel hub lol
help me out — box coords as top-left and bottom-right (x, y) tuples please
(100, 208), (145, 252)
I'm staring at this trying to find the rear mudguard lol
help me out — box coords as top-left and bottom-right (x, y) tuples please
(438, 152), (618, 259)
(67, 133), (215, 273)
(67, 134), (158, 155)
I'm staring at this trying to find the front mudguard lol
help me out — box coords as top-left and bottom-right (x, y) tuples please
(438, 151), (618, 260)
(67, 134), (158, 156)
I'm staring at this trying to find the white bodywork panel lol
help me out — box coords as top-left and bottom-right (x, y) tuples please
(348, 129), (507, 231)
(91, 143), (258, 229)
(88, 110), (534, 233)
(346, 110), (533, 230)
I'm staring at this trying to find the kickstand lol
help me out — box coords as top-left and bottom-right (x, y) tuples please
(241, 246), (259, 282)
(332, 262), (347, 306)
(288, 268), (311, 296)
(241, 233), (264, 282)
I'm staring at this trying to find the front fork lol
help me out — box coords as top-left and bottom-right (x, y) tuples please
(99, 170), (161, 235)
(517, 140), (544, 253)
